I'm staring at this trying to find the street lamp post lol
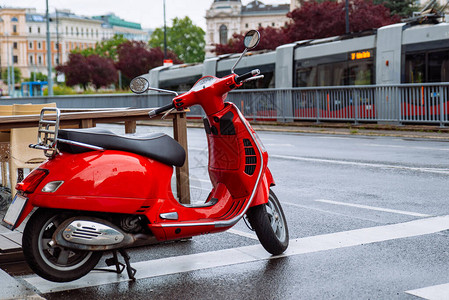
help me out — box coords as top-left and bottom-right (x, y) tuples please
(163, 0), (167, 60)
(345, 0), (349, 34)
(46, 0), (54, 96)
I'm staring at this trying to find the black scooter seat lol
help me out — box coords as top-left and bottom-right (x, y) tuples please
(57, 128), (186, 167)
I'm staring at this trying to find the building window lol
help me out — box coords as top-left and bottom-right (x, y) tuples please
(29, 27), (32, 33)
(81, 28), (84, 36)
(219, 24), (227, 44)
(66, 26), (68, 35)
(245, 23), (248, 28)
(38, 56), (42, 65)
(38, 27), (41, 33)
(29, 55), (33, 64)
(38, 42), (42, 49)
(11, 17), (18, 22)
(13, 55), (18, 64)
(272, 22), (275, 26)
(13, 42), (18, 49)
(13, 25), (17, 33)
(76, 27), (79, 36)
(96, 29), (98, 37)
(29, 42), (33, 49)
(71, 27), (73, 35)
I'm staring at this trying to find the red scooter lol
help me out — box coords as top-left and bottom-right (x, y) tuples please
(1, 30), (288, 282)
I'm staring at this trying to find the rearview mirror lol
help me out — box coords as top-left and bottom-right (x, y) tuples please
(130, 77), (149, 94)
(231, 30), (261, 74)
(243, 30), (260, 49)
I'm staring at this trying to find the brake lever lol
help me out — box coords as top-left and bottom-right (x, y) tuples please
(242, 75), (264, 83)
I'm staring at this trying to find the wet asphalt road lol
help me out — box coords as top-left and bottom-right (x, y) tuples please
(14, 125), (449, 299)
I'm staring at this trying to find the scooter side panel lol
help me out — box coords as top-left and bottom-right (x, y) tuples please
(28, 150), (175, 214)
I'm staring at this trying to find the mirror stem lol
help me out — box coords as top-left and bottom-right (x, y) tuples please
(231, 48), (248, 74)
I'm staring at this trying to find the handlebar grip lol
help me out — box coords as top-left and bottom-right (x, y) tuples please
(149, 102), (175, 117)
(235, 69), (261, 84)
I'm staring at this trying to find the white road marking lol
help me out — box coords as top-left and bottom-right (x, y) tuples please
(362, 143), (449, 152)
(282, 201), (382, 223)
(265, 144), (293, 147)
(271, 154), (449, 175)
(316, 199), (432, 218)
(24, 215), (449, 294)
(227, 229), (258, 240)
(406, 283), (449, 299)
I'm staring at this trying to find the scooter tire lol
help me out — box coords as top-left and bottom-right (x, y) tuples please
(246, 189), (289, 255)
(22, 208), (103, 282)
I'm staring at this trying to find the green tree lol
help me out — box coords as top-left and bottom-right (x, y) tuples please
(24, 72), (47, 82)
(149, 16), (205, 63)
(373, 0), (419, 17)
(74, 34), (128, 61)
(2, 67), (21, 83)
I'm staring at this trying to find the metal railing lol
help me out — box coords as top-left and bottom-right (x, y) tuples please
(4, 83), (449, 125)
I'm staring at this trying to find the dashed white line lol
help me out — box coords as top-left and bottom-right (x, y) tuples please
(406, 283), (449, 299)
(24, 215), (449, 294)
(316, 199), (432, 218)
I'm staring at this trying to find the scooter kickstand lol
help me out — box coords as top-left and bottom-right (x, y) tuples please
(118, 248), (137, 281)
(95, 250), (125, 275)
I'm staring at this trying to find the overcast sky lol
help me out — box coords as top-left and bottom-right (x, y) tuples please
(2, 0), (290, 30)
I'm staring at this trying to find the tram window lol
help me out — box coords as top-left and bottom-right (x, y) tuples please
(317, 64), (333, 86)
(405, 53), (426, 83)
(428, 51), (449, 82)
(296, 59), (373, 87)
(345, 61), (373, 85)
(296, 67), (316, 87)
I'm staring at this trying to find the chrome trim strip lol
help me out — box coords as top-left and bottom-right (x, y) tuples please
(161, 103), (265, 229)
(57, 138), (105, 151)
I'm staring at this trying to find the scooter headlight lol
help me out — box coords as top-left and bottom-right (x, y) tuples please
(42, 181), (64, 193)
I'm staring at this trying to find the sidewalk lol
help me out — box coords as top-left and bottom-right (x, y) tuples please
(139, 119), (449, 141)
(0, 264), (42, 300)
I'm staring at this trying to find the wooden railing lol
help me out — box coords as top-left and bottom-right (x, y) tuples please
(0, 108), (191, 204)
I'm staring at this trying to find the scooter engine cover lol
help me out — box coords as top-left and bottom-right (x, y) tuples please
(61, 219), (125, 246)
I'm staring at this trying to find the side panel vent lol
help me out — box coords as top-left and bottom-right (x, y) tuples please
(243, 138), (257, 175)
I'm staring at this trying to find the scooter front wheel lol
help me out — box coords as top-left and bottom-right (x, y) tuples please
(246, 189), (289, 255)
(22, 208), (103, 282)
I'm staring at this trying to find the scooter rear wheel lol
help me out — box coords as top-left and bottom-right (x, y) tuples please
(22, 208), (103, 282)
(246, 189), (289, 255)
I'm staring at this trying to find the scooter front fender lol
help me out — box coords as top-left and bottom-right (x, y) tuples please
(250, 167), (275, 207)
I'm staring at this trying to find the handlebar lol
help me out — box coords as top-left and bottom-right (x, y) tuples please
(235, 69), (261, 84)
(148, 102), (175, 117)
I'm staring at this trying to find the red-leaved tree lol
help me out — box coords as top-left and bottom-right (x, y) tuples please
(214, 0), (400, 55)
(214, 26), (288, 55)
(56, 53), (91, 90)
(87, 55), (118, 90)
(116, 41), (182, 80)
(286, 0), (400, 41)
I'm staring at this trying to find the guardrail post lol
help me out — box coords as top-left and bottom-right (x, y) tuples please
(315, 90), (320, 124)
(440, 86), (445, 128)
(173, 111), (191, 205)
(354, 89), (359, 125)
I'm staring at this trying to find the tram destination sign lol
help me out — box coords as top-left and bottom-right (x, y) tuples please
(349, 50), (373, 60)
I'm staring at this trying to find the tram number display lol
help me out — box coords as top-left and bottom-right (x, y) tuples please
(350, 50), (373, 60)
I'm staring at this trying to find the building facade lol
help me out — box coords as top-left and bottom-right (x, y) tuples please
(205, 0), (292, 56)
(0, 7), (149, 90)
